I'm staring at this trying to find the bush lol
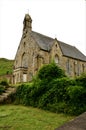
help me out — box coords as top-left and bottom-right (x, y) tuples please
(66, 85), (86, 115)
(0, 85), (6, 95)
(38, 78), (76, 111)
(0, 80), (8, 86)
(37, 62), (66, 80)
(76, 73), (86, 87)
(14, 65), (86, 116)
(15, 84), (33, 105)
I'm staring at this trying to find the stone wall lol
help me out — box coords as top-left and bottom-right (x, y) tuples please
(13, 35), (86, 84)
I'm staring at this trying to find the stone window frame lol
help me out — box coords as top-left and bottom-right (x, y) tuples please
(54, 54), (59, 64)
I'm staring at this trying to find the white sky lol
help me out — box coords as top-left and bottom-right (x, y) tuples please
(0, 0), (86, 59)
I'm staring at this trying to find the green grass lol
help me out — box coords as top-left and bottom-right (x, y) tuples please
(0, 58), (14, 76)
(0, 105), (74, 130)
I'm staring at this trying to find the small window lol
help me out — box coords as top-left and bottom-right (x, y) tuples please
(55, 55), (59, 64)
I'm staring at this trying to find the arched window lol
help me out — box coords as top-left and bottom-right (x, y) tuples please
(37, 55), (44, 69)
(21, 53), (28, 68)
(55, 55), (59, 64)
(66, 59), (70, 75)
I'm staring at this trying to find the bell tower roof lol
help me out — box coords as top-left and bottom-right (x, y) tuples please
(23, 13), (32, 31)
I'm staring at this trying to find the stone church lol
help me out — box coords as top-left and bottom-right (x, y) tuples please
(13, 13), (86, 84)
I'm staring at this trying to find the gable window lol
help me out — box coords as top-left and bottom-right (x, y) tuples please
(55, 55), (59, 64)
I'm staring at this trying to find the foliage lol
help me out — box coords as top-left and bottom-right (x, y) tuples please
(67, 85), (86, 115)
(0, 80), (9, 95)
(75, 73), (86, 87)
(0, 58), (14, 76)
(0, 85), (6, 94)
(0, 80), (9, 86)
(14, 63), (86, 116)
(37, 62), (66, 80)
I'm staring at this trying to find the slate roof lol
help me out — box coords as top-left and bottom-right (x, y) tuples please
(31, 31), (54, 51)
(55, 112), (86, 130)
(31, 31), (86, 61)
(58, 41), (86, 61)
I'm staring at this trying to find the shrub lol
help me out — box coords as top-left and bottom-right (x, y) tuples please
(38, 78), (76, 110)
(0, 85), (5, 94)
(37, 62), (66, 80)
(66, 85), (86, 115)
(14, 64), (86, 116)
(15, 84), (32, 105)
(0, 80), (8, 86)
(75, 73), (86, 87)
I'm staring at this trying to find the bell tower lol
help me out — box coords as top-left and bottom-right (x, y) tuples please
(23, 14), (32, 31)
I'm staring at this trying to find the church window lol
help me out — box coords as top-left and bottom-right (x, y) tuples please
(82, 64), (85, 73)
(21, 53), (28, 68)
(66, 59), (70, 75)
(55, 55), (59, 64)
(74, 61), (77, 76)
(37, 55), (44, 69)
(77, 62), (80, 76)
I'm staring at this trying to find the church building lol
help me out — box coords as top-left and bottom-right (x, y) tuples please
(13, 13), (86, 84)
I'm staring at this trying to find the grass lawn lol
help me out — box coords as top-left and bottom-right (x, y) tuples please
(0, 105), (74, 130)
(0, 58), (14, 76)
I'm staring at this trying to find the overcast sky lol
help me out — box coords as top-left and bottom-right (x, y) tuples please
(0, 0), (86, 59)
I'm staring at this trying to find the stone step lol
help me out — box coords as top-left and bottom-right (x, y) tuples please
(5, 88), (15, 93)
(0, 87), (16, 103)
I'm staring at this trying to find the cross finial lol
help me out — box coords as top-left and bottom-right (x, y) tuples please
(27, 9), (29, 14)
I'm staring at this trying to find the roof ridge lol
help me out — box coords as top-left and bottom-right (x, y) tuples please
(58, 40), (75, 48)
(58, 40), (86, 61)
(32, 31), (54, 40)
